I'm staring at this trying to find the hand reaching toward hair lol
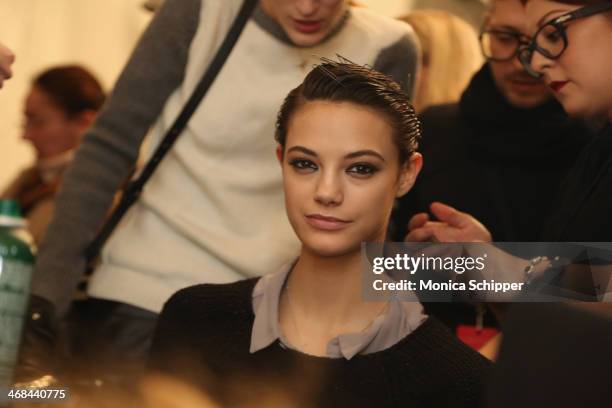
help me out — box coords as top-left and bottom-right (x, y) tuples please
(0, 42), (15, 89)
(404, 202), (492, 243)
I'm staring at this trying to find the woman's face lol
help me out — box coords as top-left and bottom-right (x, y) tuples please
(22, 86), (82, 159)
(279, 101), (421, 258)
(526, 1), (612, 119)
(261, 0), (348, 47)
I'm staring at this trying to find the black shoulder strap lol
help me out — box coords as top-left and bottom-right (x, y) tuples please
(86, 0), (258, 262)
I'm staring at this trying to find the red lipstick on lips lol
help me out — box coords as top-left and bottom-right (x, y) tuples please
(305, 214), (351, 231)
(293, 19), (322, 34)
(550, 81), (569, 93)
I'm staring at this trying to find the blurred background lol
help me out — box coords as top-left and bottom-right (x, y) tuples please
(0, 0), (486, 189)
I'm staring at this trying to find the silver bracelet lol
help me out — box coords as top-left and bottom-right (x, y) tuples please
(524, 255), (559, 284)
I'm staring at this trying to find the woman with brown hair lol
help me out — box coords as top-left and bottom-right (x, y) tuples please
(149, 60), (490, 408)
(1, 66), (105, 243)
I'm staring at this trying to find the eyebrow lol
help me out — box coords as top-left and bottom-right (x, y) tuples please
(287, 146), (317, 156)
(286, 146), (386, 162)
(537, 9), (570, 26)
(488, 25), (522, 33)
(345, 150), (386, 162)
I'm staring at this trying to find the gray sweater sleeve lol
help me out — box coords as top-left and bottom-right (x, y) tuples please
(372, 33), (421, 100)
(30, 0), (202, 317)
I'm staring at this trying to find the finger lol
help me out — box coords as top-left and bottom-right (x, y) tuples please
(408, 212), (429, 231)
(430, 202), (470, 228)
(423, 221), (447, 228)
(0, 64), (12, 80)
(405, 226), (437, 242)
(420, 222), (461, 243)
(0, 45), (15, 79)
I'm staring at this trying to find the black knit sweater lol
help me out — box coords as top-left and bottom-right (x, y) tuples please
(149, 278), (491, 408)
(393, 64), (593, 244)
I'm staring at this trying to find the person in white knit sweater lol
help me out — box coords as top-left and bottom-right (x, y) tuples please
(24, 0), (420, 381)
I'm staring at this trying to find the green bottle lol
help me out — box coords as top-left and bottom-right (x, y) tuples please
(0, 200), (35, 387)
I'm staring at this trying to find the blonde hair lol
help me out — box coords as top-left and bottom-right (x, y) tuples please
(399, 10), (483, 112)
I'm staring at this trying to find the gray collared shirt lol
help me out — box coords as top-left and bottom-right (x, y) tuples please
(250, 261), (427, 360)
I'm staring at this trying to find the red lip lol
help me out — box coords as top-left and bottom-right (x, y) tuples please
(292, 19), (322, 34)
(305, 214), (351, 231)
(550, 81), (569, 93)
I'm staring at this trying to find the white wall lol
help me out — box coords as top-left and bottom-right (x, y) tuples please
(0, 0), (152, 190)
(359, 0), (413, 17)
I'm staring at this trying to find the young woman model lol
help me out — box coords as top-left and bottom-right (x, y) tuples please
(149, 61), (490, 408)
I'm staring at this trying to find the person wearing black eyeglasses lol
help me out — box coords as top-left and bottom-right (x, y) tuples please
(400, 0), (612, 361)
(519, 1), (612, 79)
(520, 0), (612, 242)
(392, 0), (594, 350)
(478, 3), (549, 109)
(403, 0), (612, 244)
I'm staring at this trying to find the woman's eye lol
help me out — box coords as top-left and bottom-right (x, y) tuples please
(494, 33), (517, 45)
(347, 163), (379, 177)
(545, 31), (561, 43)
(541, 25), (563, 43)
(289, 159), (317, 172)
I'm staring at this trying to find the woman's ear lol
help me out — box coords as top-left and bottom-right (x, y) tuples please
(396, 152), (423, 197)
(73, 109), (97, 131)
(276, 144), (284, 165)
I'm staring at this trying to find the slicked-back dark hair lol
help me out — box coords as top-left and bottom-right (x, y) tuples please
(275, 59), (420, 165)
(33, 65), (105, 117)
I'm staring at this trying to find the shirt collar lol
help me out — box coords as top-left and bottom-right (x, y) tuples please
(250, 260), (293, 353)
(250, 260), (426, 359)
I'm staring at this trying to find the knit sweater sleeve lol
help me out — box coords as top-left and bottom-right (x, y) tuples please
(372, 31), (420, 99)
(30, 0), (202, 317)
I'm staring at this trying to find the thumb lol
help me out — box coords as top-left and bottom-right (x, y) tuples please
(430, 202), (469, 227)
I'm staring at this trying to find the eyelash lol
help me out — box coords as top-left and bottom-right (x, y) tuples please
(288, 159), (380, 177)
(289, 159), (317, 171)
(347, 163), (379, 176)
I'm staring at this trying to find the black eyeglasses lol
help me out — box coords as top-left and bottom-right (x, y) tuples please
(479, 29), (531, 62)
(519, 2), (612, 77)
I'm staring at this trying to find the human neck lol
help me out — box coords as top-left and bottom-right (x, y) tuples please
(36, 149), (75, 183)
(285, 247), (386, 334)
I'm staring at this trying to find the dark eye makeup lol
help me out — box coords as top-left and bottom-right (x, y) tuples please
(346, 163), (380, 177)
(288, 158), (317, 172)
(288, 157), (380, 177)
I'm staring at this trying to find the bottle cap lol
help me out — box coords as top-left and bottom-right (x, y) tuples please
(0, 200), (22, 217)
(0, 200), (26, 227)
